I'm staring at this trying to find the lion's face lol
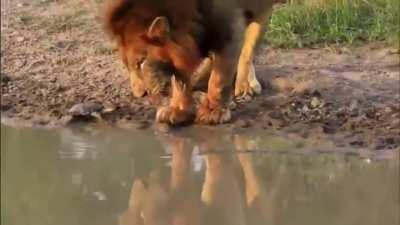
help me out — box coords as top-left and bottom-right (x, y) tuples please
(120, 17), (203, 98)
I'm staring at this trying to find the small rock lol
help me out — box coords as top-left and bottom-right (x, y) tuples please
(384, 107), (393, 114)
(267, 118), (286, 129)
(14, 59), (26, 68)
(68, 102), (103, 117)
(33, 116), (49, 126)
(349, 109), (359, 117)
(302, 104), (310, 112)
(103, 105), (117, 113)
(269, 111), (284, 120)
(16, 36), (25, 42)
(235, 119), (251, 128)
(349, 99), (359, 111)
(90, 112), (103, 120)
(349, 140), (364, 147)
(17, 2), (29, 7)
(310, 97), (321, 108)
(322, 124), (336, 134)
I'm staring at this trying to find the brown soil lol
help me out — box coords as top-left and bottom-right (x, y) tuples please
(1, 0), (400, 150)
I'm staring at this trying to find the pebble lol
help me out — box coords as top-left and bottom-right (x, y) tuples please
(16, 36), (25, 42)
(349, 99), (359, 111)
(103, 105), (117, 113)
(322, 124), (336, 134)
(310, 97), (321, 108)
(384, 107), (393, 114)
(269, 111), (284, 120)
(235, 119), (251, 128)
(17, 3), (29, 7)
(68, 102), (103, 116)
(349, 140), (364, 147)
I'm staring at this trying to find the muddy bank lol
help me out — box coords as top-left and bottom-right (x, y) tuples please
(1, 0), (400, 150)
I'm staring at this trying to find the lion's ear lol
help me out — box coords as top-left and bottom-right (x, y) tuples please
(147, 16), (170, 42)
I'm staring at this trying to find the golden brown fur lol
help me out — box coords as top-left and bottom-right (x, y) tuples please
(102, 0), (282, 125)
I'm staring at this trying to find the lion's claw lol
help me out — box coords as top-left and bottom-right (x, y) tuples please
(156, 106), (194, 125)
(195, 103), (231, 125)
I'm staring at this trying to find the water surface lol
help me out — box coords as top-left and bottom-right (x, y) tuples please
(1, 124), (399, 225)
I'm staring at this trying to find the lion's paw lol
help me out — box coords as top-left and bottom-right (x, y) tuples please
(195, 103), (231, 125)
(235, 63), (262, 98)
(156, 106), (194, 125)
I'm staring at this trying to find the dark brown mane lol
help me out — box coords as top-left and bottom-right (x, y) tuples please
(102, 0), (200, 40)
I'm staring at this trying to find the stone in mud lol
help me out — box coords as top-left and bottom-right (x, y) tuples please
(102, 105), (117, 113)
(32, 116), (50, 126)
(263, 114), (286, 129)
(348, 99), (360, 117)
(16, 36), (25, 42)
(268, 110), (284, 120)
(349, 140), (365, 147)
(384, 106), (393, 114)
(68, 102), (103, 117)
(235, 119), (251, 128)
(310, 97), (321, 108)
(322, 124), (336, 134)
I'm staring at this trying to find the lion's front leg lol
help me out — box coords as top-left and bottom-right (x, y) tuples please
(195, 54), (234, 125)
(156, 76), (195, 125)
(195, 22), (244, 125)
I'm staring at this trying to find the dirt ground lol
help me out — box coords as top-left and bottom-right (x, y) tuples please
(1, 0), (400, 150)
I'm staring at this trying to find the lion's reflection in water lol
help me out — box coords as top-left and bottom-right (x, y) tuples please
(119, 132), (279, 225)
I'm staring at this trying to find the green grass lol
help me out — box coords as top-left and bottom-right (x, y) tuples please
(266, 0), (400, 48)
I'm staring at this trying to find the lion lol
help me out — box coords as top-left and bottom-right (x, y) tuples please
(102, 0), (282, 125)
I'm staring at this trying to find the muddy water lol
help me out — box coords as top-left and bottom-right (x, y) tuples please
(1, 124), (399, 225)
